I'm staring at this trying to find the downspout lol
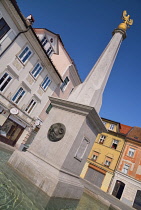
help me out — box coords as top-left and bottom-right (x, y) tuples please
(107, 133), (126, 193)
(0, 25), (31, 58)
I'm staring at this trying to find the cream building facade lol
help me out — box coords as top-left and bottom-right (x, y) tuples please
(0, 0), (81, 149)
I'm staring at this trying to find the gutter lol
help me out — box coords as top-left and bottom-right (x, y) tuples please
(0, 26), (31, 57)
(108, 130), (126, 138)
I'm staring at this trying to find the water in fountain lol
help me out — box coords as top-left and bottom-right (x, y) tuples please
(0, 147), (113, 210)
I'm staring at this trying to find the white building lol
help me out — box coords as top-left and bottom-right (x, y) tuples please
(34, 28), (81, 120)
(0, 0), (81, 149)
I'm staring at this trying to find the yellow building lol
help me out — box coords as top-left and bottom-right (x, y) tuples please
(81, 118), (125, 192)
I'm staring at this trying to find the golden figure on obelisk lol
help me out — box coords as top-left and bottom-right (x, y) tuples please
(118, 10), (133, 31)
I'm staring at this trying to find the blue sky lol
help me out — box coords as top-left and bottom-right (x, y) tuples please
(17, 0), (141, 127)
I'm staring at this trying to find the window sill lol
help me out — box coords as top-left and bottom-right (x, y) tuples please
(104, 165), (110, 168)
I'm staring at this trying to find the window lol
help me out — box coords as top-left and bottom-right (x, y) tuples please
(60, 76), (70, 92)
(75, 138), (89, 161)
(104, 157), (112, 167)
(128, 148), (135, 157)
(31, 63), (42, 79)
(0, 118), (24, 142)
(46, 103), (53, 114)
(0, 17), (10, 40)
(109, 124), (115, 131)
(91, 151), (99, 161)
(12, 87), (26, 104)
(41, 36), (48, 47)
(25, 99), (37, 114)
(122, 164), (129, 174)
(102, 121), (107, 126)
(41, 76), (51, 90)
(111, 139), (119, 149)
(46, 46), (53, 56)
(0, 72), (12, 92)
(18, 46), (32, 64)
(99, 135), (106, 144)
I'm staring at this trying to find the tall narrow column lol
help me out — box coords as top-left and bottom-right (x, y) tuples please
(69, 10), (133, 113)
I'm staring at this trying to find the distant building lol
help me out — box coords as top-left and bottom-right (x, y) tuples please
(109, 126), (141, 209)
(34, 28), (81, 121)
(0, 0), (81, 149)
(80, 118), (127, 192)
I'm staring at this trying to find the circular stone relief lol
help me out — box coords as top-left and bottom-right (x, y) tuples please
(47, 123), (66, 142)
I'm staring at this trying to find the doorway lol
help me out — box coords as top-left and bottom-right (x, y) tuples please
(0, 118), (24, 146)
(133, 190), (141, 210)
(85, 167), (105, 188)
(112, 180), (125, 199)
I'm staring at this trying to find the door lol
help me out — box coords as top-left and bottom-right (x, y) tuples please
(133, 190), (141, 210)
(0, 118), (24, 146)
(85, 167), (105, 188)
(112, 180), (125, 199)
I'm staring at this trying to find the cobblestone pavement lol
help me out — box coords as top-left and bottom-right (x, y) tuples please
(81, 179), (135, 210)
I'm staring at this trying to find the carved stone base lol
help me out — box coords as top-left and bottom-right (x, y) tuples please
(8, 150), (84, 199)
(8, 97), (106, 199)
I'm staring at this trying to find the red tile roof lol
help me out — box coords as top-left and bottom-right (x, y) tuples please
(127, 127), (141, 141)
(120, 124), (132, 134)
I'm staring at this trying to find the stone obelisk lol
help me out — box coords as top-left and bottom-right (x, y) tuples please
(69, 10), (133, 112)
(8, 11), (133, 199)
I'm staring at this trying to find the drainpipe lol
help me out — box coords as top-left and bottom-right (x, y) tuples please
(0, 25), (31, 58)
(107, 133), (126, 193)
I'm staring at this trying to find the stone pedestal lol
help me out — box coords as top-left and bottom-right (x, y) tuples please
(8, 97), (106, 199)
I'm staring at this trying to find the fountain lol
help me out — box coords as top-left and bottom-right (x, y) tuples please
(8, 10), (133, 200)
(0, 147), (111, 209)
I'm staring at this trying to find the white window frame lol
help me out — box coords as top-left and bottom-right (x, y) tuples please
(46, 46), (53, 56)
(18, 46), (33, 64)
(111, 139), (119, 150)
(99, 135), (106, 144)
(31, 63), (43, 79)
(41, 76), (51, 90)
(104, 157), (112, 167)
(128, 148), (135, 157)
(12, 87), (26, 104)
(60, 76), (70, 92)
(104, 160), (111, 167)
(41, 36), (48, 47)
(92, 153), (98, 161)
(0, 72), (12, 92)
(109, 124), (115, 131)
(25, 99), (37, 114)
(102, 121), (107, 126)
(0, 17), (10, 41)
(122, 164), (130, 174)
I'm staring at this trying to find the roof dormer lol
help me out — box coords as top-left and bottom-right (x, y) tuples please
(34, 28), (59, 57)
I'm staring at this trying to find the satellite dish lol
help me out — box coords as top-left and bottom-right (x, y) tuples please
(10, 108), (19, 115)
